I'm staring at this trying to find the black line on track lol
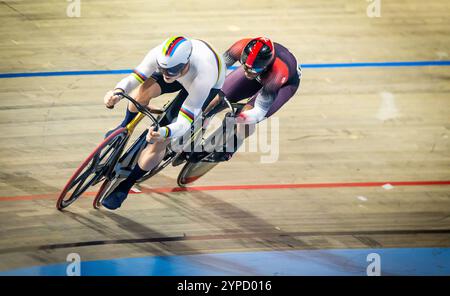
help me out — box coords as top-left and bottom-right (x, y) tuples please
(1, 228), (449, 254)
(1, 1), (31, 21)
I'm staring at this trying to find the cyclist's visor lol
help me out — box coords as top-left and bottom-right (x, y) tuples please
(157, 61), (187, 77)
(243, 64), (264, 75)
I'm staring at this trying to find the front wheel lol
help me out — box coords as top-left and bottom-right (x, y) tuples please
(56, 128), (127, 210)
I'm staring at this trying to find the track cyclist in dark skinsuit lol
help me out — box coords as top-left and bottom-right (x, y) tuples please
(212, 36), (302, 161)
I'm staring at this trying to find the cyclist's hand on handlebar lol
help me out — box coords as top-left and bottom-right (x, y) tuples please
(104, 89), (124, 109)
(146, 126), (165, 143)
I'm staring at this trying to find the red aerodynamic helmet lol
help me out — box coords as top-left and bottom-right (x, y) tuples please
(240, 37), (275, 74)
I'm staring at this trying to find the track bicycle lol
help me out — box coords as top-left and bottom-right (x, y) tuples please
(56, 92), (245, 210)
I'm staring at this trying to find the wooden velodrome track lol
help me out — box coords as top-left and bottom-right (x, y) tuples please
(0, 0), (449, 272)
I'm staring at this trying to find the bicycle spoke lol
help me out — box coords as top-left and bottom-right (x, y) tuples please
(70, 174), (89, 199)
(68, 156), (99, 196)
(85, 153), (100, 173)
(99, 137), (121, 162)
(84, 143), (118, 182)
(72, 165), (93, 186)
(74, 174), (97, 197)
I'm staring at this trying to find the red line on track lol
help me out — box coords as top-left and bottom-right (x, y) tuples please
(0, 180), (449, 202)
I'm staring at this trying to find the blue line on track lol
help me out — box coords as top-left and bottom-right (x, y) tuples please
(0, 60), (449, 79)
(1, 247), (449, 276)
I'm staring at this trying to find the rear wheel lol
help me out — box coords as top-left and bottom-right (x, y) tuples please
(56, 128), (127, 210)
(176, 104), (233, 187)
(93, 178), (115, 209)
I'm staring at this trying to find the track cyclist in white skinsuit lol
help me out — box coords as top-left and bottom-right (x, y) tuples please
(102, 36), (225, 210)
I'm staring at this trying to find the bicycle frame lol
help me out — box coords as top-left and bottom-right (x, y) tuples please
(105, 94), (243, 184)
(100, 93), (162, 182)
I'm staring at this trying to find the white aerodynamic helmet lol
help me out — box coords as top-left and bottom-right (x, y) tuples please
(156, 36), (193, 77)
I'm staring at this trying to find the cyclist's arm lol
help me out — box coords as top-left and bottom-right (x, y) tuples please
(237, 67), (289, 124)
(236, 89), (275, 124)
(223, 38), (251, 68)
(159, 78), (213, 139)
(115, 46), (159, 93)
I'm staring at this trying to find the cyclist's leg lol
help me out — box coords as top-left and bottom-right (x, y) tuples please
(135, 84), (189, 174)
(219, 76), (301, 161)
(222, 66), (262, 103)
(259, 76), (300, 118)
(184, 88), (224, 162)
(202, 67), (261, 160)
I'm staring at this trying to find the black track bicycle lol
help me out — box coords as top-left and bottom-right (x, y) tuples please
(56, 92), (245, 210)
